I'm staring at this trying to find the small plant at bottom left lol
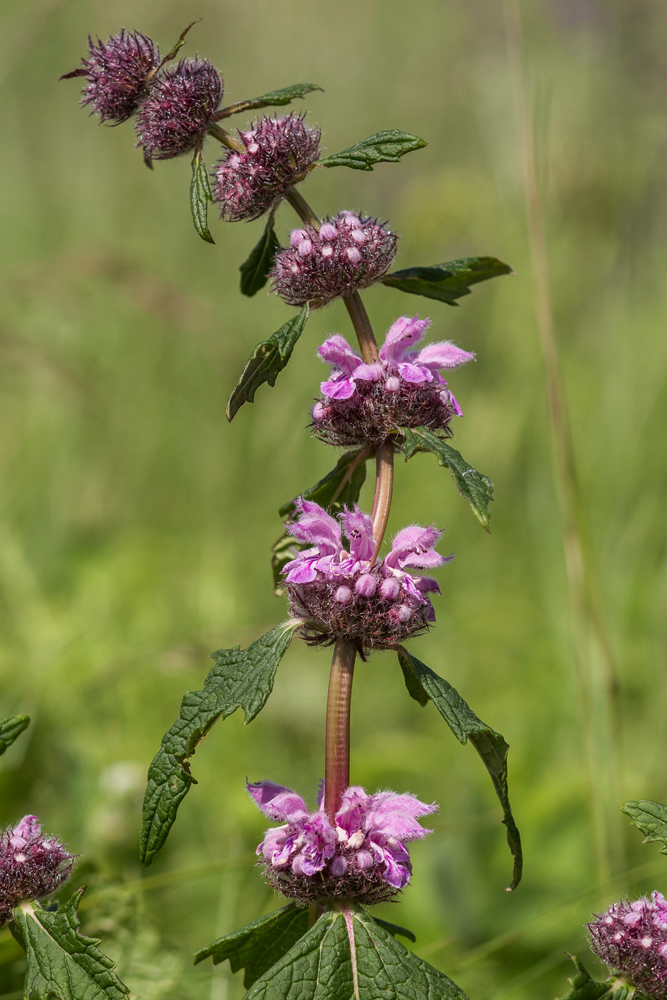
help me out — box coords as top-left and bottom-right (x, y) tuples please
(0, 714), (129, 1000)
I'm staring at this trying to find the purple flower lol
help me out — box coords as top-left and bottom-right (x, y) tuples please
(0, 816), (76, 926)
(61, 29), (160, 125)
(588, 893), (667, 999)
(248, 780), (436, 903)
(270, 212), (398, 307)
(214, 114), (321, 222)
(312, 315), (474, 447)
(135, 58), (223, 160)
(282, 500), (450, 649)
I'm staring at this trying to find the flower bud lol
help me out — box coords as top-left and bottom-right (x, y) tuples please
(214, 114), (320, 222)
(135, 58), (223, 160)
(0, 816), (76, 926)
(270, 213), (398, 307)
(62, 29), (160, 125)
(588, 893), (667, 999)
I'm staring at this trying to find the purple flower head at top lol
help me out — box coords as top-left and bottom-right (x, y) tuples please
(282, 499), (450, 649)
(214, 114), (321, 222)
(270, 213), (398, 307)
(135, 57), (223, 160)
(588, 893), (667, 999)
(61, 29), (161, 125)
(248, 780), (436, 903)
(312, 315), (475, 447)
(0, 816), (76, 926)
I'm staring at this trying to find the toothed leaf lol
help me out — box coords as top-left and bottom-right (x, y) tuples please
(319, 130), (427, 171)
(382, 257), (512, 305)
(397, 647), (522, 890)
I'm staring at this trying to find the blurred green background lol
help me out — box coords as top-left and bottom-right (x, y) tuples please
(2, 0), (667, 997)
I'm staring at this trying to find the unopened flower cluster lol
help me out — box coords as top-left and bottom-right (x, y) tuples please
(214, 114), (320, 221)
(0, 816), (75, 925)
(64, 29), (223, 160)
(589, 892), (667, 999)
(248, 780), (436, 903)
(312, 315), (474, 447)
(271, 214), (398, 307)
(283, 500), (449, 649)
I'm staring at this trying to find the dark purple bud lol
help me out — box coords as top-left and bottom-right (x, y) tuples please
(588, 893), (667, 999)
(0, 816), (76, 926)
(61, 30), (160, 126)
(270, 212), (398, 307)
(214, 113), (321, 222)
(135, 58), (223, 160)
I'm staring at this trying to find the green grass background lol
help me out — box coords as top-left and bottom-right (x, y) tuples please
(2, 0), (667, 997)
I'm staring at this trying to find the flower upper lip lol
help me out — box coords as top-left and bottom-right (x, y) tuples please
(318, 315), (475, 401)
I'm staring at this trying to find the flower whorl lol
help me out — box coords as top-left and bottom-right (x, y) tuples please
(214, 114), (321, 222)
(135, 57), (223, 160)
(270, 213), (398, 307)
(0, 816), (75, 926)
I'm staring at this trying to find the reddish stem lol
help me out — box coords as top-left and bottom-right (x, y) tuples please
(324, 639), (357, 821)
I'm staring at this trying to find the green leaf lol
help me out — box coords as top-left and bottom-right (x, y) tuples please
(382, 257), (512, 305)
(153, 21), (201, 74)
(272, 449), (369, 596)
(622, 800), (667, 854)
(14, 890), (129, 1000)
(557, 956), (639, 1000)
(319, 129), (427, 171)
(401, 427), (494, 529)
(0, 714), (29, 756)
(246, 907), (467, 1000)
(397, 647), (522, 890)
(194, 905), (309, 988)
(227, 306), (310, 421)
(190, 141), (215, 244)
(371, 918), (416, 943)
(140, 623), (297, 866)
(240, 221), (280, 297)
(194, 906), (417, 992)
(216, 83), (324, 119)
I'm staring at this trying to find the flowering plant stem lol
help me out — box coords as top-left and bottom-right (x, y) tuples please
(324, 639), (357, 820)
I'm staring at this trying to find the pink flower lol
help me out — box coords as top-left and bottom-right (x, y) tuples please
(311, 317), (473, 447)
(282, 500), (450, 648)
(589, 893), (667, 999)
(248, 780), (436, 902)
(0, 816), (76, 926)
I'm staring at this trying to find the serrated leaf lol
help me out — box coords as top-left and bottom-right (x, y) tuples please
(401, 426), (494, 529)
(622, 800), (667, 855)
(14, 891), (129, 1000)
(246, 907), (466, 1000)
(0, 714), (29, 756)
(240, 222), (280, 296)
(397, 647), (522, 890)
(319, 130), (427, 171)
(227, 306), (310, 421)
(557, 956), (638, 1000)
(216, 84), (324, 119)
(382, 257), (512, 305)
(194, 906), (417, 991)
(272, 449), (369, 596)
(190, 141), (215, 244)
(194, 905), (309, 988)
(140, 623), (297, 866)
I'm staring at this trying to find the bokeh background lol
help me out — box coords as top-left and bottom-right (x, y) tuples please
(2, 0), (667, 997)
